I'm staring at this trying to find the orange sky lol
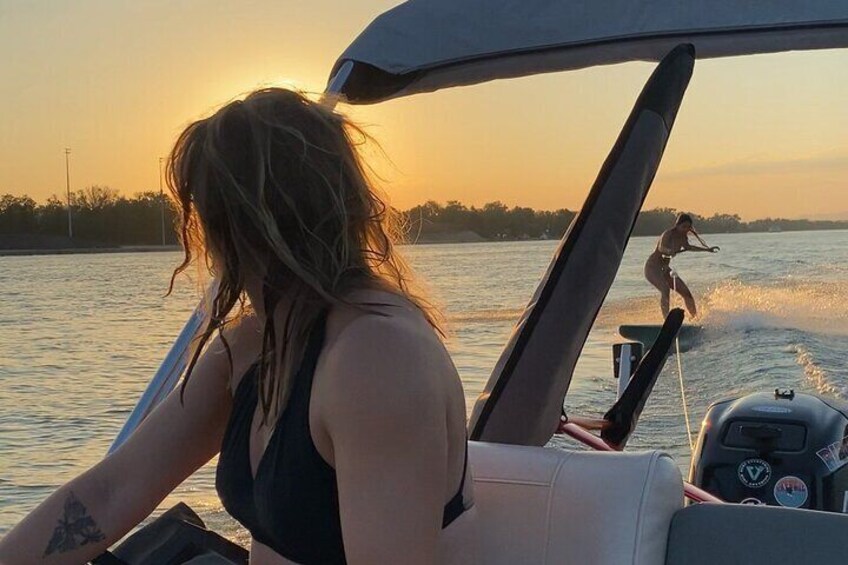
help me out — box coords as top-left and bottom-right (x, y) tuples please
(1, 1), (846, 220)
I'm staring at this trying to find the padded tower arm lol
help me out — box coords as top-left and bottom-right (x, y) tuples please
(602, 308), (685, 449)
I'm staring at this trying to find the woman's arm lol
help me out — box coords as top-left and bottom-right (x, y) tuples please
(0, 319), (259, 564)
(316, 315), (449, 565)
(683, 241), (719, 252)
(684, 230), (719, 253)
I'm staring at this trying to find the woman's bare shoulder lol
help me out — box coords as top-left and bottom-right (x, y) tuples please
(330, 289), (442, 347)
(317, 294), (453, 414)
(327, 298), (447, 369)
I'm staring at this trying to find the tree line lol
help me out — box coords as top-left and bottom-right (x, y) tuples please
(2, 190), (848, 249)
(406, 201), (848, 240)
(0, 187), (178, 248)
(404, 200), (575, 241)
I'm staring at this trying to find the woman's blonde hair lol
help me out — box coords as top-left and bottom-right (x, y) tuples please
(167, 87), (439, 420)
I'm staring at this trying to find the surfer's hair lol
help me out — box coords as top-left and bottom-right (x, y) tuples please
(675, 212), (693, 226)
(166, 87), (440, 420)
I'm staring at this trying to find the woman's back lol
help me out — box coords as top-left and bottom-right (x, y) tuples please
(221, 290), (476, 563)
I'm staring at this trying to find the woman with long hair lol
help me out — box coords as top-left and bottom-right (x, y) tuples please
(0, 88), (477, 564)
(644, 212), (719, 318)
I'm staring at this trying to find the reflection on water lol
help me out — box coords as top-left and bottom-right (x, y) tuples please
(2, 230), (848, 539)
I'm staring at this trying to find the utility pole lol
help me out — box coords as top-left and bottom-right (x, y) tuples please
(64, 148), (73, 239)
(159, 157), (166, 246)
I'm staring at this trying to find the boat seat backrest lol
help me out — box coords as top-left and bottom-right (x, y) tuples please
(469, 441), (683, 565)
(665, 503), (848, 564)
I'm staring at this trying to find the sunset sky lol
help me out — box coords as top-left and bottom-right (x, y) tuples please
(1, 1), (846, 220)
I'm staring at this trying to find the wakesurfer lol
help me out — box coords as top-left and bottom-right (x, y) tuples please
(644, 213), (718, 318)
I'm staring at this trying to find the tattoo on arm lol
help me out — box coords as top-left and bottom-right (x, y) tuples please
(43, 491), (106, 557)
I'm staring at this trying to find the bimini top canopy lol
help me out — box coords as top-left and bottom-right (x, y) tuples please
(329, 0), (848, 104)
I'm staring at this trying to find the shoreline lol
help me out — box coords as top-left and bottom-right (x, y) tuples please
(0, 245), (182, 257)
(0, 241), (494, 256)
(4, 227), (848, 257)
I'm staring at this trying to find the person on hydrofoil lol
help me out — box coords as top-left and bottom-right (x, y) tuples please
(644, 213), (718, 318)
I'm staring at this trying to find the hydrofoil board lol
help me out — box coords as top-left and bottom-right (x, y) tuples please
(618, 323), (702, 351)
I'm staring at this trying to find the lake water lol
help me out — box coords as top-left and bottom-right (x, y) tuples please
(3, 230), (848, 544)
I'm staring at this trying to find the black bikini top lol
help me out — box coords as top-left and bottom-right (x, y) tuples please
(216, 312), (468, 564)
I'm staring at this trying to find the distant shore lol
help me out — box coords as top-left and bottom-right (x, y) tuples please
(411, 230), (489, 245)
(0, 234), (494, 256)
(1, 245), (181, 257)
(5, 227), (848, 257)
(5, 194), (848, 255)
(0, 240), (490, 256)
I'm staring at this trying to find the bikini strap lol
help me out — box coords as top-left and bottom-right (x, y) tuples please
(288, 309), (329, 392)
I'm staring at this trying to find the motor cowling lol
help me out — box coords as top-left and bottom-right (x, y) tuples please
(690, 390), (848, 512)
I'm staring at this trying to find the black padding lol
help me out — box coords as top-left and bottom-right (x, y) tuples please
(91, 551), (127, 565)
(636, 44), (695, 127)
(100, 503), (248, 565)
(336, 61), (420, 103)
(666, 503), (848, 564)
(602, 308), (684, 449)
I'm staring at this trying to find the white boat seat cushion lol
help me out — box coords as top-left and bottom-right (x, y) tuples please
(469, 441), (683, 565)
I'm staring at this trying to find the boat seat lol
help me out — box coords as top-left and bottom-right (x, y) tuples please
(469, 441), (683, 564)
(665, 503), (848, 564)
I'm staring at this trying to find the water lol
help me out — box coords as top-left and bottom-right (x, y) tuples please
(2, 230), (848, 543)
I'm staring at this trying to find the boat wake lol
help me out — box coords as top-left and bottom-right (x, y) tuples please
(699, 279), (848, 336)
(597, 279), (848, 402)
(695, 280), (848, 399)
(787, 343), (848, 399)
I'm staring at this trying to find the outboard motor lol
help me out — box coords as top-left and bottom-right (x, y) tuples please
(690, 390), (848, 512)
